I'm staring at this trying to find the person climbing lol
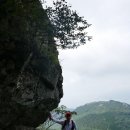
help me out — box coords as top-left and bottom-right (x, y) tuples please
(49, 112), (77, 130)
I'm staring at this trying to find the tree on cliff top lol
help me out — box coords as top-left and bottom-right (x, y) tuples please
(43, 0), (92, 49)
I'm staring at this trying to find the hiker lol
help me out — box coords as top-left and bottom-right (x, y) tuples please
(49, 112), (77, 130)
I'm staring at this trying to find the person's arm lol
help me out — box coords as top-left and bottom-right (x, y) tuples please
(49, 113), (64, 125)
(51, 118), (64, 125)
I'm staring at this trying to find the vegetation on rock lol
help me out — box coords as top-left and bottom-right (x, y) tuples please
(43, 0), (92, 49)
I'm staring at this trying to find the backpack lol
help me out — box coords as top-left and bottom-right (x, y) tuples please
(61, 120), (75, 130)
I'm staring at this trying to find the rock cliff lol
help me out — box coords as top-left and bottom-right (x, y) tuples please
(0, 0), (63, 129)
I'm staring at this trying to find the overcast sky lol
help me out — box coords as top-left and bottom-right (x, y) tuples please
(45, 0), (130, 108)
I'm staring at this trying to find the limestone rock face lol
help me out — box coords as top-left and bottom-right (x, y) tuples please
(0, 0), (63, 129)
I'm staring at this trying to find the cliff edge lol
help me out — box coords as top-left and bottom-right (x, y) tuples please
(0, 0), (63, 129)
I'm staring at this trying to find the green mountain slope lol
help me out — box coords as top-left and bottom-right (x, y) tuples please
(74, 100), (130, 130)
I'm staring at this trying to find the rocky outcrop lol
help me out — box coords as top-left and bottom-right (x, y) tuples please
(0, 0), (63, 129)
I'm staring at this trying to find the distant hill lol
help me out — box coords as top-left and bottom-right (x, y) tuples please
(74, 100), (130, 130)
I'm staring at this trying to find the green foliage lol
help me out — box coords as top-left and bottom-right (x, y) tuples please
(44, 0), (92, 49)
(74, 100), (130, 130)
(40, 44), (59, 64)
(75, 112), (130, 130)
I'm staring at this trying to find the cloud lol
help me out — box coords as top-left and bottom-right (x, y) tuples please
(46, 0), (130, 108)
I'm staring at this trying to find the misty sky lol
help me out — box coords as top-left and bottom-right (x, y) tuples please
(45, 0), (130, 108)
